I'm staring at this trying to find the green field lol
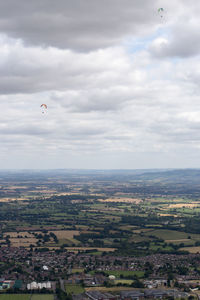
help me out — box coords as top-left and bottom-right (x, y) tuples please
(65, 284), (85, 294)
(31, 295), (54, 300)
(114, 279), (133, 285)
(104, 270), (144, 278)
(72, 268), (84, 273)
(0, 295), (54, 300)
(144, 229), (200, 241)
(0, 296), (30, 300)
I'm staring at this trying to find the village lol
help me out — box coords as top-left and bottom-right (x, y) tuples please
(0, 247), (200, 299)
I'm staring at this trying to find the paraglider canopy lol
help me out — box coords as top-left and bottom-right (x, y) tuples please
(158, 8), (164, 17)
(40, 104), (47, 113)
(40, 104), (47, 109)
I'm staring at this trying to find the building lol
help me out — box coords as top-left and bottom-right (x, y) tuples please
(86, 291), (116, 300)
(27, 281), (51, 290)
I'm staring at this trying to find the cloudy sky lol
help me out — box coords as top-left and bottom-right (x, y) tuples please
(0, 0), (200, 169)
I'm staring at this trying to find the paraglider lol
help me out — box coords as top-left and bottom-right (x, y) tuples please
(158, 8), (164, 18)
(40, 104), (47, 114)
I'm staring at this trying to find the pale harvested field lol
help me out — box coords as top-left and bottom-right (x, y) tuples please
(4, 230), (80, 247)
(71, 200), (84, 203)
(10, 237), (37, 247)
(100, 198), (141, 203)
(8, 230), (80, 239)
(159, 213), (178, 217)
(65, 247), (116, 251)
(75, 225), (90, 230)
(35, 190), (57, 194)
(168, 203), (200, 208)
(7, 186), (28, 189)
(0, 198), (21, 202)
(35, 247), (116, 252)
(180, 246), (200, 253)
(133, 229), (152, 233)
(51, 230), (79, 239)
(4, 231), (33, 238)
(55, 192), (82, 196)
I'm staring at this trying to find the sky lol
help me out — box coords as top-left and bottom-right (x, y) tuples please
(0, 0), (200, 169)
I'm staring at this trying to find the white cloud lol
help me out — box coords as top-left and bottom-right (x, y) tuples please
(0, 0), (200, 168)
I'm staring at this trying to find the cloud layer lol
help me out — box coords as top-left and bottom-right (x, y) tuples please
(0, 0), (200, 168)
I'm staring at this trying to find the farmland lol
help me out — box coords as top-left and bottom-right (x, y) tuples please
(1, 169), (200, 255)
(65, 284), (85, 294)
(0, 296), (54, 300)
(0, 296), (30, 300)
(1, 169), (200, 298)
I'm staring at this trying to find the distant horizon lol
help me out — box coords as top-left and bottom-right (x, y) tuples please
(0, 167), (200, 171)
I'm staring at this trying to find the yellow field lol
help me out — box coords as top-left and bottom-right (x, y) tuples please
(6, 230), (80, 239)
(4, 231), (37, 247)
(0, 198), (20, 202)
(7, 186), (28, 189)
(50, 230), (79, 239)
(65, 247), (116, 252)
(100, 198), (141, 203)
(10, 237), (37, 247)
(180, 246), (200, 253)
(159, 214), (178, 217)
(4, 230), (80, 247)
(4, 231), (33, 238)
(168, 203), (200, 208)
(33, 247), (116, 253)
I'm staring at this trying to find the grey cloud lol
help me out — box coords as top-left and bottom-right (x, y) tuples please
(150, 15), (200, 58)
(1, 1), (200, 168)
(0, 125), (51, 136)
(0, 43), (132, 94)
(0, 0), (159, 51)
(54, 87), (136, 113)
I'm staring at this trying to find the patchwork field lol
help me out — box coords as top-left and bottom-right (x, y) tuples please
(9, 238), (37, 247)
(144, 229), (200, 241)
(65, 247), (116, 252)
(100, 198), (141, 203)
(168, 202), (200, 208)
(50, 230), (79, 239)
(3, 230), (80, 248)
(180, 246), (200, 253)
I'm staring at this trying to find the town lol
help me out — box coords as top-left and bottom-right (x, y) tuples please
(0, 246), (200, 299)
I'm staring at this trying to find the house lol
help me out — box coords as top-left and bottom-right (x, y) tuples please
(27, 281), (51, 290)
(120, 290), (144, 300)
(86, 291), (116, 300)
